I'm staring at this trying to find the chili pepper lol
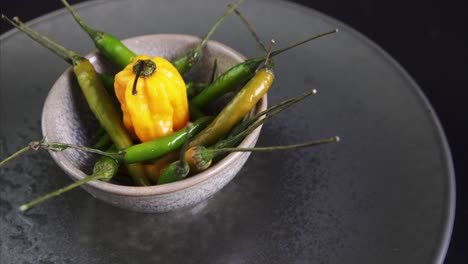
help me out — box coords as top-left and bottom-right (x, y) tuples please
(157, 160), (190, 184)
(189, 29), (338, 111)
(114, 55), (189, 142)
(156, 127), (193, 184)
(1, 117), (211, 186)
(189, 58), (260, 113)
(122, 116), (212, 163)
(19, 147), (120, 212)
(190, 65), (275, 148)
(185, 137), (340, 173)
(2, 15), (150, 186)
(61, 0), (242, 74)
(2, 14), (117, 153)
(144, 150), (180, 183)
(61, 0), (136, 69)
(4, 116), (213, 166)
(0, 116), (210, 188)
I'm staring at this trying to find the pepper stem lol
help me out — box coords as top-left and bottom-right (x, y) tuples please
(229, 4), (267, 53)
(263, 39), (276, 69)
(156, 128), (193, 185)
(196, 0), (244, 54)
(231, 29), (339, 76)
(132, 59), (156, 95)
(213, 136), (340, 155)
(239, 89), (317, 132)
(19, 155), (119, 212)
(21, 140), (124, 160)
(171, 0), (243, 73)
(60, 0), (103, 40)
(0, 146), (30, 168)
(1, 15), (82, 65)
(270, 29), (338, 58)
(190, 136), (340, 173)
(19, 173), (105, 212)
(219, 89), (317, 149)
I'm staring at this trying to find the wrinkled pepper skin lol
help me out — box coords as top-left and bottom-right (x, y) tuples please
(115, 55), (189, 142)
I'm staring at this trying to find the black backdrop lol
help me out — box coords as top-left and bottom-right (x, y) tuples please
(1, 0), (466, 263)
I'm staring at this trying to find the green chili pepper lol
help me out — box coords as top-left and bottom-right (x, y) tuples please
(189, 58), (262, 111)
(2, 15), (150, 186)
(6, 117), (213, 166)
(157, 160), (190, 184)
(61, 0), (242, 74)
(19, 147), (120, 212)
(185, 137), (340, 173)
(156, 129), (193, 184)
(190, 29), (338, 111)
(61, 0), (136, 69)
(123, 116), (213, 163)
(2, 117), (212, 186)
(190, 66), (275, 148)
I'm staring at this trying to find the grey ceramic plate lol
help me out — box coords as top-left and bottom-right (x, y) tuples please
(0, 0), (454, 263)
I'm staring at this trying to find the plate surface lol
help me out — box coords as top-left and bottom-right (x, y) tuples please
(0, 0), (454, 263)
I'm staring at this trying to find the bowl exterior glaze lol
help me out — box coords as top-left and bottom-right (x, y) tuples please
(42, 34), (267, 212)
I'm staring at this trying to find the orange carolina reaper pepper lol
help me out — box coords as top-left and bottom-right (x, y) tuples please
(114, 55), (189, 142)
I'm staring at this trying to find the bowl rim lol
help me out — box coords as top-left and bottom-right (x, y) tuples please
(42, 33), (268, 197)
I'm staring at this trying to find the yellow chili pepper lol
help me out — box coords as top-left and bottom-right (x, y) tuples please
(115, 55), (189, 142)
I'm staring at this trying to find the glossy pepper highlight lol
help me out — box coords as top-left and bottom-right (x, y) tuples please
(115, 55), (189, 142)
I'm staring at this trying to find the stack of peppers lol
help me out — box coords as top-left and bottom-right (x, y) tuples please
(0, 0), (339, 211)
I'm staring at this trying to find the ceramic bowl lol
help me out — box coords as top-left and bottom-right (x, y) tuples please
(42, 34), (267, 213)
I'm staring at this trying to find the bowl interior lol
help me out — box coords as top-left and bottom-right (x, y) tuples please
(42, 34), (266, 195)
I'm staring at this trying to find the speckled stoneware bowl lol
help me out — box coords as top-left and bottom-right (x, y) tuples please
(42, 34), (267, 213)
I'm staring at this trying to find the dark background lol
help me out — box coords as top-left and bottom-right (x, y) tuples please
(1, 0), (466, 263)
